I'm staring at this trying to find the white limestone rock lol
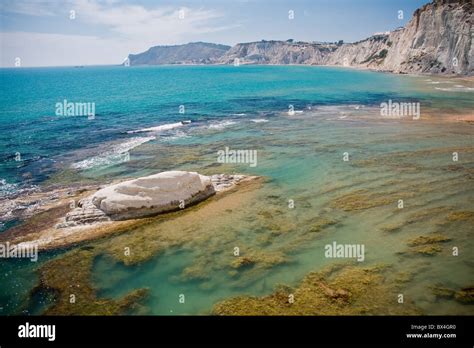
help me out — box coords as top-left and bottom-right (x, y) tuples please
(90, 171), (215, 220)
(55, 171), (253, 228)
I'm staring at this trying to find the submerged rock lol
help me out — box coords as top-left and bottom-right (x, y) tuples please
(407, 234), (451, 246)
(430, 285), (474, 304)
(318, 282), (351, 302)
(213, 264), (421, 315)
(57, 198), (110, 227)
(398, 233), (451, 256)
(231, 256), (256, 269)
(210, 174), (246, 192)
(455, 287), (474, 304)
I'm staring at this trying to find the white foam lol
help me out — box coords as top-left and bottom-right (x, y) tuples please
(232, 113), (246, 116)
(428, 81), (454, 85)
(435, 86), (474, 92)
(160, 130), (189, 142)
(251, 119), (269, 123)
(0, 179), (38, 199)
(208, 120), (237, 130)
(0, 179), (18, 196)
(127, 122), (187, 134)
(71, 136), (155, 170)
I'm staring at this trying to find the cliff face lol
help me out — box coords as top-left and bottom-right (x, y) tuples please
(385, 0), (473, 74)
(327, 0), (473, 74)
(324, 35), (391, 69)
(218, 40), (338, 65)
(221, 0), (472, 75)
(128, 0), (472, 75)
(128, 42), (230, 65)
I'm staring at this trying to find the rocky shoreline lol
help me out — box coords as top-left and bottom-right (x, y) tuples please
(0, 171), (259, 250)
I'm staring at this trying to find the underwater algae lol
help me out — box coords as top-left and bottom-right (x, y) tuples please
(34, 248), (149, 315)
(430, 285), (474, 304)
(31, 177), (265, 314)
(15, 119), (474, 315)
(212, 263), (421, 315)
(445, 211), (474, 223)
(407, 234), (452, 247)
(398, 232), (454, 256)
(330, 188), (416, 211)
(98, 176), (265, 265)
(0, 204), (71, 243)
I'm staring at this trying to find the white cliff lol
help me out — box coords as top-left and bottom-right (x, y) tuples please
(218, 0), (473, 75)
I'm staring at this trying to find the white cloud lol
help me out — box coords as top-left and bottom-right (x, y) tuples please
(1, 0), (57, 17)
(77, 4), (229, 42)
(1, 32), (131, 67)
(1, 0), (236, 66)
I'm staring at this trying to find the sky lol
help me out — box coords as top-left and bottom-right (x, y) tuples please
(0, 0), (429, 67)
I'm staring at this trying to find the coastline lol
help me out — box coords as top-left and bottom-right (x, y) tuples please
(0, 174), (262, 251)
(5, 62), (473, 80)
(2, 103), (472, 250)
(1, 64), (472, 316)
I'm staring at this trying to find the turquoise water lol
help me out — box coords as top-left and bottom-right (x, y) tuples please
(1, 65), (472, 192)
(0, 66), (473, 315)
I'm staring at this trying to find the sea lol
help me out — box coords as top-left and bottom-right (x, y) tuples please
(0, 65), (473, 315)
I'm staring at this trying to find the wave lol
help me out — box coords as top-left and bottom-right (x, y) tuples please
(0, 179), (38, 200)
(251, 119), (269, 123)
(435, 86), (474, 92)
(159, 130), (190, 142)
(309, 105), (366, 113)
(0, 179), (20, 197)
(208, 120), (237, 130)
(427, 81), (454, 85)
(0, 179), (18, 196)
(127, 121), (190, 134)
(71, 136), (155, 170)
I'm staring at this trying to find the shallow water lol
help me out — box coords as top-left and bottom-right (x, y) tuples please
(0, 66), (473, 315)
(87, 111), (473, 315)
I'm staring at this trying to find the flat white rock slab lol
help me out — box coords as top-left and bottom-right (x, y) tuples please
(90, 171), (215, 220)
